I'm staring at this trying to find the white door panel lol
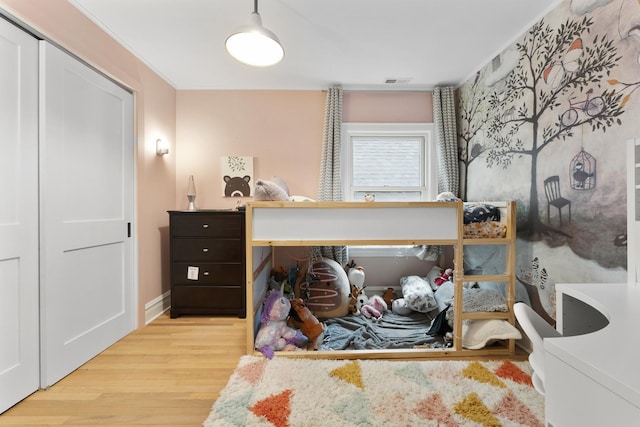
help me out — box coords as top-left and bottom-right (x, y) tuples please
(0, 19), (39, 413)
(39, 42), (135, 387)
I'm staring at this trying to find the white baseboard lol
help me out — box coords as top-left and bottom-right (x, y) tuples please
(145, 290), (171, 325)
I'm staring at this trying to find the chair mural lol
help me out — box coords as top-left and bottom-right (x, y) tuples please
(543, 175), (571, 226)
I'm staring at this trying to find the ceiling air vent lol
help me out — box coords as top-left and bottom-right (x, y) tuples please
(384, 77), (412, 84)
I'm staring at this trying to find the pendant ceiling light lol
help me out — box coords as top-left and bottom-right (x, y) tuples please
(225, 0), (284, 67)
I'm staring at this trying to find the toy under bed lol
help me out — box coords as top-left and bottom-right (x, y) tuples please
(319, 275), (529, 351)
(318, 216), (527, 352)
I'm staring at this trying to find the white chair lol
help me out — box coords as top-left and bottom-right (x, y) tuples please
(514, 302), (561, 395)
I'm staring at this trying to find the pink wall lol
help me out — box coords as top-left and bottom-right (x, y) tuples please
(174, 90), (433, 208)
(176, 90), (326, 209)
(0, 0), (177, 327)
(344, 91), (433, 123)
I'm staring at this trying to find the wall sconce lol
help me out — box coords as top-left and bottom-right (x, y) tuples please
(156, 139), (169, 156)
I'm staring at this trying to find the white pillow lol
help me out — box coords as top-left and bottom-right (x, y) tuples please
(392, 298), (413, 315)
(462, 319), (522, 350)
(400, 275), (438, 313)
(433, 280), (455, 313)
(425, 265), (444, 291)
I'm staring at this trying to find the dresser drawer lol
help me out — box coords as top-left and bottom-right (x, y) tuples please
(171, 285), (243, 309)
(168, 210), (246, 318)
(170, 212), (242, 237)
(171, 262), (243, 284)
(171, 238), (242, 262)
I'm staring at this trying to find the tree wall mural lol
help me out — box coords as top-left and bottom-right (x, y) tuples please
(456, 0), (640, 317)
(485, 16), (624, 238)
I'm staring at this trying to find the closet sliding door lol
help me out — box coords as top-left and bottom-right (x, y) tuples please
(39, 42), (135, 387)
(0, 18), (39, 414)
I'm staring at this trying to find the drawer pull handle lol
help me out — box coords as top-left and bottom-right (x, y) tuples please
(203, 271), (210, 276)
(202, 224), (209, 228)
(202, 248), (209, 252)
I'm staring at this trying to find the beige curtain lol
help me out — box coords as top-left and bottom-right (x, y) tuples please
(433, 86), (460, 196)
(318, 86), (348, 265)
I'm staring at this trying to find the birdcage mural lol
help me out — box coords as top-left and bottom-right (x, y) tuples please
(570, 148), (596, 190)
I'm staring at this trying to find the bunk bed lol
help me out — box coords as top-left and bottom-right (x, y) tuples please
(245, 200), (517, 359)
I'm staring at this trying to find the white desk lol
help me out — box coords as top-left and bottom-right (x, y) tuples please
(545, 283), (640, 427)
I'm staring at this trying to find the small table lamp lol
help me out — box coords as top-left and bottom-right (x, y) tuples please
(187, 175), (197, 211)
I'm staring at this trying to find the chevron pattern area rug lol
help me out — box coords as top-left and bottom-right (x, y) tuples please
(204, 355), (545, 427)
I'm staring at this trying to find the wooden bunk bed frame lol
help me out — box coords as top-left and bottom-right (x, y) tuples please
(245, 200), (516, 359)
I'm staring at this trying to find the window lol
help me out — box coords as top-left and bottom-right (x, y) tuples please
(342, 123), (437, 256)
(342, 123), (437, 202)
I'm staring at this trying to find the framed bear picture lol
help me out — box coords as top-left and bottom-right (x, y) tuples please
(221, 156), (254, 197)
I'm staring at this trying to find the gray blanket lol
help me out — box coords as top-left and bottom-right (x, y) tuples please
(319, 311), (436, 350)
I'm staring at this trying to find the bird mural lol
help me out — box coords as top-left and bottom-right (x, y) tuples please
(573, 161), (594, 189)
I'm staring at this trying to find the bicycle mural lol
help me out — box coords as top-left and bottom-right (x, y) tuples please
(560, 89), (605, 127)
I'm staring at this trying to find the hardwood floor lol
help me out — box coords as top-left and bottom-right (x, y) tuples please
(0, 314), (247, 427)
(1, 312), (528, 426)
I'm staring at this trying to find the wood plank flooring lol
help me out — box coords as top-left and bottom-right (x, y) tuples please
(0, 314), (246, 427)
(0, 312), (528, 426)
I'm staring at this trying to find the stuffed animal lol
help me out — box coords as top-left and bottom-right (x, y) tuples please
(434, 268), (453, 286)
(254, 179), (289, 201)
(255, 288), (308, 359)
(356, 289), (369, 313)
(360, 294), (388, 321)
(382, 287), (398, 309)
(348, 284), (366, 315)
(392, 298), (413, 315)
(347, 263), (368, 315)
(436, 192), (460, 202)
(347, 265), (365, 287)
(288, 298), (325, 350)
(253, 176), (315, 202)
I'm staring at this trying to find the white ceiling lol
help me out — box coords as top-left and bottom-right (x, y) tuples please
(69, 0), (561, 91)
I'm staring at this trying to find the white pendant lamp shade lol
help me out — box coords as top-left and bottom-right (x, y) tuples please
(226, 10), (284, 67)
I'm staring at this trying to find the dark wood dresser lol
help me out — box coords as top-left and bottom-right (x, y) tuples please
(168, 210), (245, 318)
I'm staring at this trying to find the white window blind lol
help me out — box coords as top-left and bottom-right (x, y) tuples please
(343, 123), (436, 202)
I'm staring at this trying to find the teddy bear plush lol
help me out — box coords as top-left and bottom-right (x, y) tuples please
(382, 287), (398, 309)
(255, 288), (308, 359)
(288, 298), (325, 350)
